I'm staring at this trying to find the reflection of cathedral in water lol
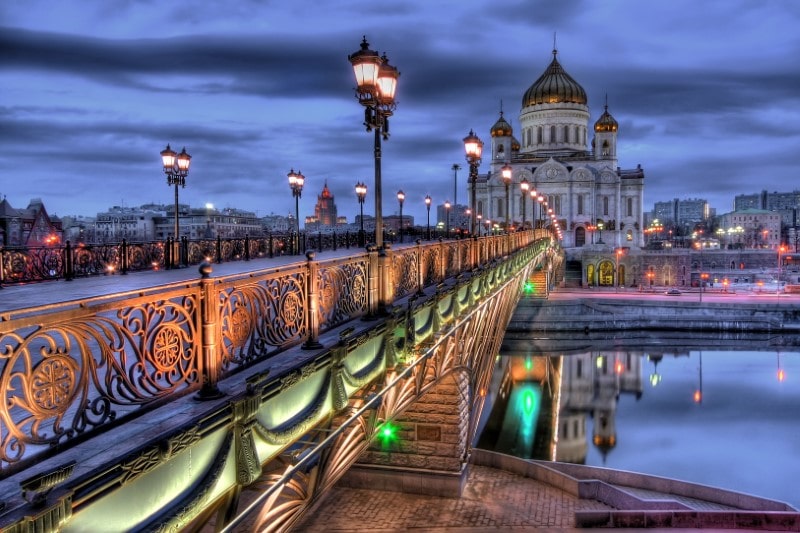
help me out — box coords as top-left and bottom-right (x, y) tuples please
(558, 351), (642, 463)
(478, 351), (645, 464)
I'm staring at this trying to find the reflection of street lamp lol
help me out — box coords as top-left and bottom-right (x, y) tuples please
(648, 354), (662, 387)
(463, 130), (483, 235)
(397, 190), (405, 243)
(160, 144), (191, 268)
(501, 163), (512, 231)
(288, 169), (305, 255)
(355, 181), (367, 246)
(693, 352), (703, 404)
(424, 194), (432, 240)
(444, 200), (451, 239)
(520, 178), (529, 228)
(349, 37), (400, 250)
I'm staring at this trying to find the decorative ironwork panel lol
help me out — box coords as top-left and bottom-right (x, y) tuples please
(127, 242), (165, 271)
(444, 243), (459, 278)
(188, 240), (218, 264)
(218, 269), (308, 371)
(72, 244), (121, 277)
(1, 247), (64, 283)
(422, 247), (440, 287)
(0, 290), (201, 474)
(317, 258), (369, 331)
(392, 250), (419, 299)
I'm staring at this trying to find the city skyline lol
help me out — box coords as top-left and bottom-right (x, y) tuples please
(2, 1), (799, 224)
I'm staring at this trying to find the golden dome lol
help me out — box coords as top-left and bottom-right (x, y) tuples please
(523, 50), (587, 107)
(594, 104), (618, 132)
(490, 111), (513, 137)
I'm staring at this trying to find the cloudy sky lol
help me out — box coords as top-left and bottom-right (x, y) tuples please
(2, 0), (799, 224)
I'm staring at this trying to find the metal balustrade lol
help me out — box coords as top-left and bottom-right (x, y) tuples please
(0, 230), (554, 477)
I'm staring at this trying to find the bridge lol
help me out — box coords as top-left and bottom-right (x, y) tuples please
(0, 231), (560, 532)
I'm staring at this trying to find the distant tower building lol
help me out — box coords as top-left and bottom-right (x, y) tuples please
(314, 181), (338, 228)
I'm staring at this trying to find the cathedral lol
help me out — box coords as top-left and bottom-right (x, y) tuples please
(477, 48), (645, 249)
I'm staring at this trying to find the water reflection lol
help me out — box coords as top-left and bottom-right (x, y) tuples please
(477, 341), (800, 509)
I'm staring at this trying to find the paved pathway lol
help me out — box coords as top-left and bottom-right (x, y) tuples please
(295, 465), (612, 532)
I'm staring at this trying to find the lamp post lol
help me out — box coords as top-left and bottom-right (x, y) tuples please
(615, 247), (624, 291)
(463, 130), (483, 236)
(397, 190), (405, 243)
(501, 163), (512, 232)
(355, 181), (367, 246)
(288, 169), (305, 255)
(160, 144), (191, 268)
(349, 37), (399, 250)
(444, 200), (451, 239)
(476, 214), (483, 236)
(520, 178), (529, 229)
(425, 194), (432, 240)
(597, 221), (605, 244)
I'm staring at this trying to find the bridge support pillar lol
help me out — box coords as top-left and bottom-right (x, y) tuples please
(340, 371), (471, 497)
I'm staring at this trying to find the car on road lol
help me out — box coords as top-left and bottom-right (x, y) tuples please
(665, 288), (682, 295)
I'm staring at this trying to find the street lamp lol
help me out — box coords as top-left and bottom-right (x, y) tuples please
(463, 130), (483, 236)
(355, 181), (367, 246)
(349, 37), (399, 250)
(615, 247), (625, 291)
(397, 190), (405, 243)
(160, 144), (191, 268)
(501, 163), (512, 231)
(597, 221), (605, 244)
(444, 200), (451, 239)
(520, 178), (529, 229)
(425, 194), (432, 240)
(288, 169), (305, 255)
(537, 195), (544, 228)
(476, 213), (483, 236)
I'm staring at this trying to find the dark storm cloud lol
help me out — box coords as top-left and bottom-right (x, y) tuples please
(0, 27), (351, 99)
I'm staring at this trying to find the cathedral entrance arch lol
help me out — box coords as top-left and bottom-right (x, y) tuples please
(575, 226), (586, 247)
(598, 261), (614, 286)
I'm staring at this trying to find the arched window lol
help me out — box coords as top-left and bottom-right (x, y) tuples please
(564, 125), (570, 142)
(575, 125), (580, 145)
(602, 140), (610, 156)
(577, 195), (584, 215)
(477, 200), (483, 215)
(603, 196), (609, 216)
(626, 197), (633, 217)
(537, 126), (543, 144)
(550, 125), (556, 143)
(626, 229), (633, 241)
(496, 198), (503, 218)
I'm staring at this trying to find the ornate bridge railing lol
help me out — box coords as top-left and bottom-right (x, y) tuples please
(0, 230), (550, 478)
(0, 230), (467, 286)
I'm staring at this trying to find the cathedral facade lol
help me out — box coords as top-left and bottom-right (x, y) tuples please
(476, 48), (645, 249)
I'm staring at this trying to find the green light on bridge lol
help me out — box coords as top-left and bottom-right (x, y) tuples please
(524, 281), (535, 294)
(377, 422), (398, 446)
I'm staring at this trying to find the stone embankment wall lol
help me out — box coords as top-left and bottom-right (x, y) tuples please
(509, 298), (800, 333)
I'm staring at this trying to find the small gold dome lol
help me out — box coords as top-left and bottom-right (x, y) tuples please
(594, 105), (618, 133)
(523, 50), (587, 107)
(490, 111), (513, 137)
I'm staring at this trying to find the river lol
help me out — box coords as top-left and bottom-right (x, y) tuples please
(476, 333), (800, 510)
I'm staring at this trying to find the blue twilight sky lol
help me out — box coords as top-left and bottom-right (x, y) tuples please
(2, 1), (799, 224)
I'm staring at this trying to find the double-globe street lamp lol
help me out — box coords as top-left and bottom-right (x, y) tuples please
(463, 130), (483, 236)
(425, 194), (432, 240)
(397, 190), (405, 243)
(355, 181), (368, 246)
(349, 37), (399, 250)
(160, 144), (191, 268)
(288, 169), (305, 255)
